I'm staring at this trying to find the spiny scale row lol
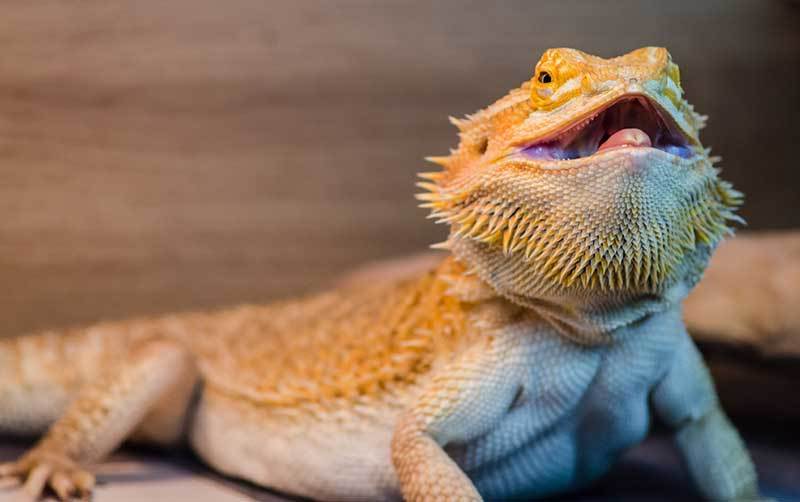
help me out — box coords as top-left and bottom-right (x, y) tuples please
(417, 165), (740, 294)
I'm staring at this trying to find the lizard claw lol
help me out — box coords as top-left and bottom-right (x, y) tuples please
(0, 449), (95, 501)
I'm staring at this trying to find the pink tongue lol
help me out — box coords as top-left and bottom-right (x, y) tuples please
(597, 128), (652, 152)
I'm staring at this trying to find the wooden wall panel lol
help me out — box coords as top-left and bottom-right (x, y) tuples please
(0, 0), (798, 334)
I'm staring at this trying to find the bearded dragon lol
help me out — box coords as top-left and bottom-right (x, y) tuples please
(0, 47), (760, 501)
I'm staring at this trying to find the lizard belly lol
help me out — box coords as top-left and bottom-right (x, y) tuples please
(189, 387), (403, 501)
(469, 390), (652, 500)
(463, 314), (679, 500)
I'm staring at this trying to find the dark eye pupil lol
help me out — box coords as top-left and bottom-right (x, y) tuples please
(538, 71), (552, 84)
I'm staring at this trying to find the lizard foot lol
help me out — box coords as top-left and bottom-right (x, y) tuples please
(0, 449), (95, 501)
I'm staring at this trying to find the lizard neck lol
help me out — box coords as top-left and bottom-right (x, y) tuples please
(443, 249), (695, 346)
(498, 291), (685, 345)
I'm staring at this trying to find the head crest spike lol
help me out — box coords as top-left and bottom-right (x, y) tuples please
(448, 116), (467, 130)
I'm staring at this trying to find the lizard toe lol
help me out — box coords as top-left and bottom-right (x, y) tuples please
(0, 449), (95, 501)
(49, 471), (75, 501)
(23, 463), (52, 498)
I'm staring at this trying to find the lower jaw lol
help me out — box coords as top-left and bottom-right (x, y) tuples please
(534, 146), (700, 170)
(522, 125), (695, 162)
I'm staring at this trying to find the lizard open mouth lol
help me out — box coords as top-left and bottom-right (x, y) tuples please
(520, 95), (695, 161)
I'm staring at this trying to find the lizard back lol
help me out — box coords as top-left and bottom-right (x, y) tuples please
(189, 260), (477, 414)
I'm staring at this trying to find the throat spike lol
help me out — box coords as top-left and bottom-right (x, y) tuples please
(424, 156), (450, 167)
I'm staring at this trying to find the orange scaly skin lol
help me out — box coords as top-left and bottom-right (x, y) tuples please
(0, 48), (761, 501)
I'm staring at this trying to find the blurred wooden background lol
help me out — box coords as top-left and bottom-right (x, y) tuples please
(1, 0), (798, 336)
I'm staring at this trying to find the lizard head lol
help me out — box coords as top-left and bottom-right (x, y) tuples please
(419, 47), (742, 309)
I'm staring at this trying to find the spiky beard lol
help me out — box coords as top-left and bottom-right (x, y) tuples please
(421, 153), (742, 307)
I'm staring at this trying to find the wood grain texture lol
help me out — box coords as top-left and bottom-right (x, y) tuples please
(1, 0), (798, 335)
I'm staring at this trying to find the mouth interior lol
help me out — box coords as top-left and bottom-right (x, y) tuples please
(520, 96), (694, 161)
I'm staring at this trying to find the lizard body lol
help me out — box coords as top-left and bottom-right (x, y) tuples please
(0, 47), (759, 501)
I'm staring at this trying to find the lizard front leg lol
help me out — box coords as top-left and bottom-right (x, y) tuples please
(391, 330), (525, 502)
(652, 328), (761, 501)
(0, 338), (197, 500)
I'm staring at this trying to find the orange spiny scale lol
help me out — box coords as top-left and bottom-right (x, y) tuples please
(451, 208), (475, 225)
(567, 252), (594, 288)
(512, 215), (537, 242)
(509, 220), (534, 253)
(449, 116), (468, 130)
(416, 182), (440, 193)
(424, 156), (451, 167)
(414, 192), (441, 202)
(474, 225), (499, 242)
(478, 211), (508, 240)
(467, 214), (490, 237)
(540, 242), (572, 280)
(502, 229), (515, 255)
(501, 205), (519, 221)
(502, 212), (522, 250)
(485, 211), (505, 235)
(558, 251), (586, 286)
(195, 263), (488, 413)
(523, 238), (539, 261)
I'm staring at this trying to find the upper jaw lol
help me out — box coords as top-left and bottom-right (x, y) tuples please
(506, 89), (701, 164)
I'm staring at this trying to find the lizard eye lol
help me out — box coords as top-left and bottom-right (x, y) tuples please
(537, 71), (552, 84)
(530, 63), (571, 110)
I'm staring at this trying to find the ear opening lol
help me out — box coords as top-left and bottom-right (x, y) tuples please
(476, 136), (489, 155)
